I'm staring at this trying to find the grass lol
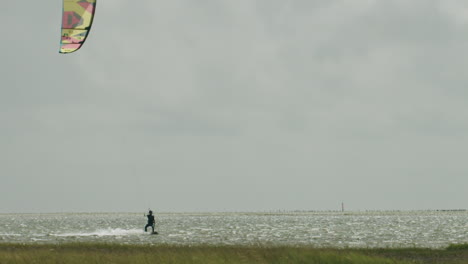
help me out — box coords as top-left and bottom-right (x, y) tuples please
(0, 243), (467, 264)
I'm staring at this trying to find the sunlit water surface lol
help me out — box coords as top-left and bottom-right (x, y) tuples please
(0, 211), (466, 248)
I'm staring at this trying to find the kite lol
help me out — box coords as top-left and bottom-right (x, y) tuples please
(59, 0), (96, 54)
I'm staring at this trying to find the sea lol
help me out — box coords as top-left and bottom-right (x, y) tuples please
(0, 211), (467, 248)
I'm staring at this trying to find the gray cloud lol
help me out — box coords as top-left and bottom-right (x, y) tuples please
(1, 0), (467, 212)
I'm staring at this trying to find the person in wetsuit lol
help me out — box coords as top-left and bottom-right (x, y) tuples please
(144, 210), (156, 233)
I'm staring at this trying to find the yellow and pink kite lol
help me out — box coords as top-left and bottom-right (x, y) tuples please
(59, 0), (96, 54)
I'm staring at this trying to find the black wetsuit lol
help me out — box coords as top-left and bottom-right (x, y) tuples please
(145, 214), (155, 232)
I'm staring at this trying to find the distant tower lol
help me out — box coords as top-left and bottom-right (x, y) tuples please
(341, 202), (344, 212)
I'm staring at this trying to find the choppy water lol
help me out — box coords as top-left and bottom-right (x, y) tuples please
(0, 211), (467, 248)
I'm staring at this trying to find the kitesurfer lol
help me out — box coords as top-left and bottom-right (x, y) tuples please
(144, 210), (156, 233)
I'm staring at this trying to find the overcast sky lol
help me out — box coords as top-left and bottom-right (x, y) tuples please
(1, 0), (468, 213)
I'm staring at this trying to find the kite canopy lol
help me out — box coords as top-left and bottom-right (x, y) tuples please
(59, 0), (96, 54)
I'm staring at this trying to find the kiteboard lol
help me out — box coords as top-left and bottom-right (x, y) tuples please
(151, 231), (159, 235)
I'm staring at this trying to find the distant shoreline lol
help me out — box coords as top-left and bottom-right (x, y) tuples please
(0, 209), (466, 215)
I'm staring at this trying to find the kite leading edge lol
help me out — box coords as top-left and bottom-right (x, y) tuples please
(59, 0), (96, 54)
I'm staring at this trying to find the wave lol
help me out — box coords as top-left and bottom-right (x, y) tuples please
(51, 228), (143, 237)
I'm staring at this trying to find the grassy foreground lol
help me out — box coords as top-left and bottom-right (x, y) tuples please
(0, 243), (467, 264)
